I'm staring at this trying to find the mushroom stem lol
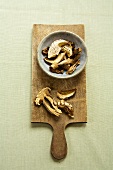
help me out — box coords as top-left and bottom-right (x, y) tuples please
(66, 60), (80, 74)
(45, 95), (62, 114)
(43, 99), (60, 117)
(44, 52), (65, 66)
(51, 52), (66, 69)
(58, 58), (73, 66)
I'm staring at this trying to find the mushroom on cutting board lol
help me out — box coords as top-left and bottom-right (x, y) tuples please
(57, 88), (76, 100)
(45, 95), (62, 114)
(57, 100), (74, 119)
(35, 87), (62, 117)
(43, 99), (61, 117)
(35, 87), (51, 105)
(35, 87), (76, 119)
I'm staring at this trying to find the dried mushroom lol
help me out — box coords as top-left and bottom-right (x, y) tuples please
(57, 88), (76, 100)
(43, 98), (61, 117)
(57, 100), (74, 118)
(61, 45), (72, 57)
(42, 47), (49, 55)
(72, 47), (82, 56)
(42, 39), (82, 75)
(61, 64), (71, 71)
(48, 39), (69, 58)
(50, 52), (66, 69)
(49, 67), (64, 74)
(66, 60), (80, 74)
(45, 95), (62, 114)
(44, 52), (65, 66)
(58, 58), (73, 66)
(35, 87), (51, 105)
(35, 87), (76, 119)
(35, 87), (62, 117)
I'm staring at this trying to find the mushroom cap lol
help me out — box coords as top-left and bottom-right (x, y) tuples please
(35, 87), (51, 105)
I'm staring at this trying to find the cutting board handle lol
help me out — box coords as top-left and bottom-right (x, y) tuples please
(51, 125), (67, 160)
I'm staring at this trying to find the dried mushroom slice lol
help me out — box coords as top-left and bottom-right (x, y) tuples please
(50, 52), (66, 69)
(54, 52), (66, 63)
(58, 55), (80, 66)
(35, 87), (62, 117)
(50, 63), (59, 69)
(50, 67), (64, 74)
(74, 53), (81, 61)
(66, 63), (77, 74)
(35, 87), (51, 105)
(61, 45), (72, 57)
(43, 99), (61, 117)
(45, 95), (62, 114)
(42, 47), (49, 55)
(61, 64), (71, 71)
(57, 88), (76, 100)
(48, 39), (69, 58)
(44, 52), (66, 68)
(57, 100), (74, 118)
(58, 58), (73, 66)
(67, 41), (75, 49)
(66, 60), (80, 74)
(72, 47), (82, 56)
(44, 57), (55, 65)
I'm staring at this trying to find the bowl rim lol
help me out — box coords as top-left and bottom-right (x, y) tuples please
(37, 30), (88, 79)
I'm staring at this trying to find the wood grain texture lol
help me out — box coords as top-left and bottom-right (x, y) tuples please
(31, 24), (87, 159)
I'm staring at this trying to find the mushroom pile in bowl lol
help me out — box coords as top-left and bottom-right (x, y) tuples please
(37, 31), (87, 79)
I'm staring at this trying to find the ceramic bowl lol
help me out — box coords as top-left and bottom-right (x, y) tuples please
(37, 31), (87, 79)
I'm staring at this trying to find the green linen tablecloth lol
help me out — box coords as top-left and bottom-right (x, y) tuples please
(0, 0), (113, 170)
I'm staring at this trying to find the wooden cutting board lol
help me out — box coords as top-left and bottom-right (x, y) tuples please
(31, 24), (87, 160)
